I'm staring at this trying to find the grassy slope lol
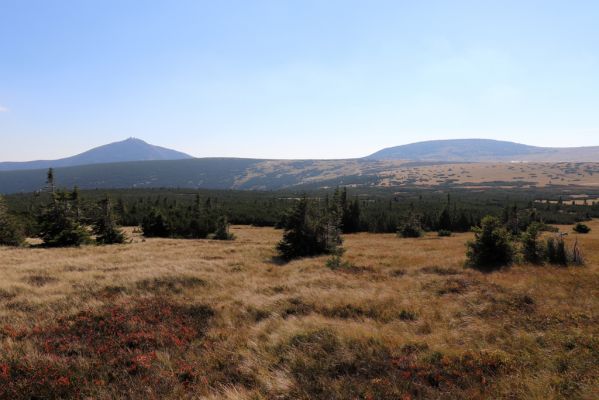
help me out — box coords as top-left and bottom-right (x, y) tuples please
(0, 222), (598, 399)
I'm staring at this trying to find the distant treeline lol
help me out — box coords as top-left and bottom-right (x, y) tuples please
(4, 185), (599, 238)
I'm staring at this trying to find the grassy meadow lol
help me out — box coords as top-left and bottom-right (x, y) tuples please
(1, 221), (598, 399)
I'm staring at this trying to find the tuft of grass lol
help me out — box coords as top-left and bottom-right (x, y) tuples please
(23, 274), (58, 287)
(421, 266), (461, 275)
(135, 275), (207, 294)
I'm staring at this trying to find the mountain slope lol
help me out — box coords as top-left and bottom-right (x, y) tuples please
(366, 139), (599, 162)
(0, 158), (383, 194)
(0, 138), (192, 171)
(1, 157), (599, 194)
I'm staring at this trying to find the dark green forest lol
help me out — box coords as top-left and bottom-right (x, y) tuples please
(4, 184), (599, 238)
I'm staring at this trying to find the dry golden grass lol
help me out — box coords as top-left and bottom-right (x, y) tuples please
(1, 222), (598, 399)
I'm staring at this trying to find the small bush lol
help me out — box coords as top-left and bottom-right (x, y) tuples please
(437, 229), (452, 237)
(213, 215), (234, 240)
(466, 215), (514, 270)
(398, 216), (422, 238)
(325, 249), (353, 270)
(573, 223), (591, 234)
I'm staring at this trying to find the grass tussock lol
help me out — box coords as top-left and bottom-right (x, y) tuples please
(0, 222), (598, 399)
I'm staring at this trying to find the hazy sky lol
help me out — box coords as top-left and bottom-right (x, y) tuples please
(1, 0), (599, 160)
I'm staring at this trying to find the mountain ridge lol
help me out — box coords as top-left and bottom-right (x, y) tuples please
(1, 138), (598, 194)
(366, 139), (599, 162)
(0, 138), (192, 171)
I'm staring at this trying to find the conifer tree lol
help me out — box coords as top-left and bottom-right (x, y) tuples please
(141, 209), (170, 237)
(38, 188), (90, 247)
(93, 197), (126, 244)
(438, 207), (452, 231)
(277, 196), (342, 261)
(187, 194), (211, 238)
(466, 215), (513, 270)
(339, 188), (361, 233)
(322, 188), (344, 253)
(521, 222), (543, 264)
(46, 168), (55, 194)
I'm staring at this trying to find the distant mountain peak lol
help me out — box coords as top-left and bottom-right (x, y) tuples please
(0, 138), (193, 171)
(365, 138), (599, 162)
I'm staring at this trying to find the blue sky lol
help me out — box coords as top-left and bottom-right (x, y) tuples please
(1, 0), (598, 160)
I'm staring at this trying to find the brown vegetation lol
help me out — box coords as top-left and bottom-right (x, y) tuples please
(234, 160), (599, 189)
(1, 222), (598, 399)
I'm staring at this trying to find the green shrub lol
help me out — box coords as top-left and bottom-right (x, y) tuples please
(398, 215), (422, 238)
(437, 229), (452, 237)
(213, 215), (234, 240)
(325, 247), (354, 270)
(573, 223), (591, 234)
(466, 215), (514, 270)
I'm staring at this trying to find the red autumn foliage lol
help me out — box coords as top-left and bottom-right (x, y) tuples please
(0, 298), (213, 399)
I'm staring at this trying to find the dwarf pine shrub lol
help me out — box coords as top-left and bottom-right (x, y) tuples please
(573, 223), (591, 234)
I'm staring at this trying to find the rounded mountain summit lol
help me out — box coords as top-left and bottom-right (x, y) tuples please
(0, 138), (192, 171)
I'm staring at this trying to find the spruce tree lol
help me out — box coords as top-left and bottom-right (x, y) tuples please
(46, 168), (55, 193)
(141, 209), (170, 237)
(466, 215), (514, 270)
(438, 207), (452, 231)
(322, 188), (343, 253)
(521, 222), (543, 264)
(93, 197), (126, 244)
(277, 198), (318, 260)
(37, 189), (90, 247)
(276, 196), (342, 261)
(187, 194), (211, 238)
